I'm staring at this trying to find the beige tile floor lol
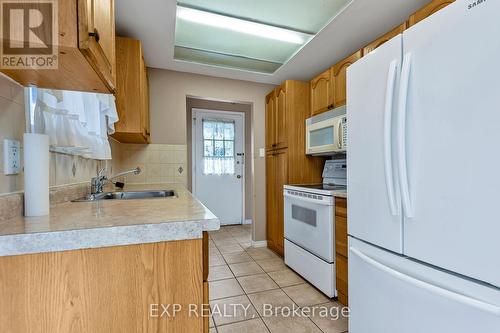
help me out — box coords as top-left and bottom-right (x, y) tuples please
(208, 225), (349, 333)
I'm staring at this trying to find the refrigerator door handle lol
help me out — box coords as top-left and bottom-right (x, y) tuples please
(383, 59), (400, 216)
(396, 52), (414, 218)
(350, 246), (500, 316)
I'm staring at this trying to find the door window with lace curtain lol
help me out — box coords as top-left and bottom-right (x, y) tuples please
(203, 119), (235, 175)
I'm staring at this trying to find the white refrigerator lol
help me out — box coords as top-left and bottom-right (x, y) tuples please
(347, 0), (500, 332)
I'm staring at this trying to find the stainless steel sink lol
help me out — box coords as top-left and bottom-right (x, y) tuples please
(72, 190), (177, 202)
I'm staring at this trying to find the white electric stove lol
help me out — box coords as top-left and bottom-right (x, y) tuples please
(283, 159), (346, 298)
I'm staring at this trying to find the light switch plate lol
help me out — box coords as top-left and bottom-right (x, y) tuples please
(259, 148), (265, 158)
(3, 139), (21, 175)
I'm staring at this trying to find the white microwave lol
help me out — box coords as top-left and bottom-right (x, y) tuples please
(306, 107), (347, 155)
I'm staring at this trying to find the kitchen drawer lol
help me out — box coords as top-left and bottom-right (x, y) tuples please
(336, 216), (348, 257)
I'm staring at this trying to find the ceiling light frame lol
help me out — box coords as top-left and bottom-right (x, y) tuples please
(176, 6), (313, 45)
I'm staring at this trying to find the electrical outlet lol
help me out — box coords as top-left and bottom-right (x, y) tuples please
(259, 148), (265, 158)
(3, 139), (21, 175)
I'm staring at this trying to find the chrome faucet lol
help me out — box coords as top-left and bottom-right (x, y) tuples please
(91, 167), (141, 194)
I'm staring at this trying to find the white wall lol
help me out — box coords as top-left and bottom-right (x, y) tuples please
(148, 69), (275, 241)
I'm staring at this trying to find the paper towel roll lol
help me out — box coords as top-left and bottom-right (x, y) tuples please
(23, 133), (50, 217)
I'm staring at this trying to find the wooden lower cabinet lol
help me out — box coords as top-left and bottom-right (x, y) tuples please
(266, 149), (288, 256)
(202, 231), (210, 333)
(203, 281), (209, 333)
(335, 197), (348, 306)
(0, 239), (206, 333)
(336, 254), (349, 306)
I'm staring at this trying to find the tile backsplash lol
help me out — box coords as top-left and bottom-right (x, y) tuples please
(0, 72), (186, 202)
(120, 144), (187, 186)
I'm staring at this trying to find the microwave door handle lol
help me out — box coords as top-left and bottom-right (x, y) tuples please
(338, 120), (342, 149)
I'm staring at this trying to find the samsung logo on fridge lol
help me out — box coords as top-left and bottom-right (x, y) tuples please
(468, 0), (486, 9)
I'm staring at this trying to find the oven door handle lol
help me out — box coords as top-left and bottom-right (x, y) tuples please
(283, 192), (333, 206)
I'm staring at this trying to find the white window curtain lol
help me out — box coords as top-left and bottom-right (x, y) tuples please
(202, 119), (235, 175)
(31, 88), (119, 160)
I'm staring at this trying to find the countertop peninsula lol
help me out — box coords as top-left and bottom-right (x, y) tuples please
(0, 183), (220, 256)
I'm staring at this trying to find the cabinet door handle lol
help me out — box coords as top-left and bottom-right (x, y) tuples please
(89, 28), (100, 43)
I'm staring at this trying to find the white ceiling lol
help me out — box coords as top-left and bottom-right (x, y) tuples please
(115, 0), (429, 85)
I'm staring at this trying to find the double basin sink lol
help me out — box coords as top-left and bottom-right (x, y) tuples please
(73, 190), (177, 202)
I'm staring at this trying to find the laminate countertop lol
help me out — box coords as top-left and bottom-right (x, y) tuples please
(333, 190), (347, 199)
(0, 184), (220, 257)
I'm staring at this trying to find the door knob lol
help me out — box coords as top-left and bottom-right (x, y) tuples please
(236, 175), (241, 179)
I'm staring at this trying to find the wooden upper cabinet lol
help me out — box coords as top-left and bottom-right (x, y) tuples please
(112, 37), (150, 144)
(363, 23), (406, 55)
(0, 0), (116, 93)
(265, 91), (276, 150)
(140, 55), (150, 139)
(78, 0), (116, 91)
(332, 50), (362, 107)
(408, 0), (455, 27)
(310, 68), (334, 116)
(275, 85), (287, 149)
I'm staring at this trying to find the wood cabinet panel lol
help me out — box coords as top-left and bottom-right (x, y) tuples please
(203, 281), (209, 333)
(265, 91), (276, 150)
(363, 23), (407, 55)
(275, 85), (288, 149)
(336, 215), (348, 258)
(78, 0), (116, 92)
(203, 231), (209, 282)
(335, 197), (348, 306)
(274, 149), (288, 255)
(266, 149), (287, 257)
(310, 68), (334, 116)
(0, 240), (204, 333)
(335, 197), (347, 218)
(0, 0), (116, 93)
(408, 0), (455, 27)
(336, 254), (349, 306)
(141, 55), (151, 139)
(113, 37), (150, 143)
(266, 153), (277, 250)
(333, 50), (362, 107)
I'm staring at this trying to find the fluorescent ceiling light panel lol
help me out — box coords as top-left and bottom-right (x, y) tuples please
(177, 6), (312, 45)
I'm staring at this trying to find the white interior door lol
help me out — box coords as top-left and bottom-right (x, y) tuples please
(193, 109), (244, 225)
(347, 34), (403, 253)
(349, 237), (500, 333)
(399, 0), (500, 287)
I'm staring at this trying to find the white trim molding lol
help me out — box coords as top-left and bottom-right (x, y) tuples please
(243, 219), (252, 225)
(251, 240), (267, 248)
